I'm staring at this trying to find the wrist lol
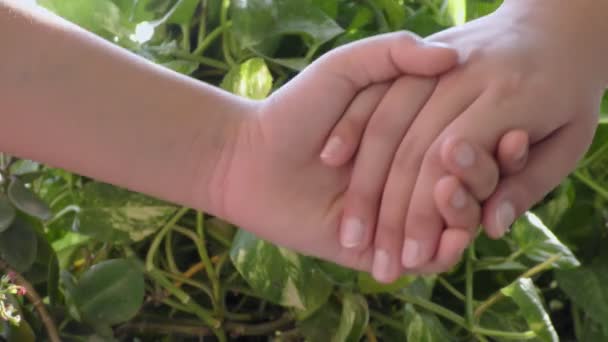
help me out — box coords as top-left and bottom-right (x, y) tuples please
(498, 0), (608, 86)
(196, 96), (262, 220)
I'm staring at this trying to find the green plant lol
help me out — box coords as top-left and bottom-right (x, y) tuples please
(2, 0), (608, 341)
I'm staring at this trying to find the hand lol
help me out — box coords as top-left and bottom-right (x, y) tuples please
(210, 32), (525, 277)
(320, 76), (529, 281)
(356, 1), (604, 276)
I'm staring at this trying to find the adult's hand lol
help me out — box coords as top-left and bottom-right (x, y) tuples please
(391, 0), (605, 273)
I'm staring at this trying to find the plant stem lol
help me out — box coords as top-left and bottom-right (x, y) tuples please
(173, 223), (223, 318)
(475, 254), (561, 317)
(472, 327), (536, 340)
(196, 212), (223, 317)
(181, 23), (191, 51)
(465, 243), (475, 327)
(572, 304), (583, 341)
(169, 50), (229, 70)
(220, 0), (235, 66)
(118, 313), (293, 337)
(574, 171), (608, 200)
(194, 22), (232, 56)
(369, 310), (405, 332)
(164, 229), (179, 273)
(438, 276), (466, 302)
(148, 269), (226, 340)
(196, 0), (208, 48)
(0, 259), (60, 342)
(159, 269), (213, 299)
(365, 325), (378, 342)
(393, 293), (467, 328)
(226, 313), (294, 336)
(146, 207), (189, 271)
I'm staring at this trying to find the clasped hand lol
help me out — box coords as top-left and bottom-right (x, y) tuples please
(204, 4), (603, 283)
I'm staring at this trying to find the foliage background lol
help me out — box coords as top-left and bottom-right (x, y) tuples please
(2, 0), (608, 341)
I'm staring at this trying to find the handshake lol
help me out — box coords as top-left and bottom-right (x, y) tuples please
(210, 3), (604, 284)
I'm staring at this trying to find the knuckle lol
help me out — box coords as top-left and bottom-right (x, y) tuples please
(337, 116), (365, 142)
(392, 135), (426, 174)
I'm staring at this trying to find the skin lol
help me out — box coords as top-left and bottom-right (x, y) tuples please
(1, 1), (468, 274)
(2, 1), (603, 282)
(322, 77), (529, 281)
(323, 0), (608, 282)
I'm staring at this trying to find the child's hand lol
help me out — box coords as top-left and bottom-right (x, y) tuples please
(320, 78), (529, 282)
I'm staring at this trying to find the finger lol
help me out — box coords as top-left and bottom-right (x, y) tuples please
(496, 129), (529, 176)
(434, 176), (481, 230)
(321, 83), (391, 166)
(370, 73), (482, 273)
(267, 32), (459, 148)
(482, 121), (595, 239)
(440, 137), (499, 201)
(340, 76), (436, 254)
(407, 228), (471, 275)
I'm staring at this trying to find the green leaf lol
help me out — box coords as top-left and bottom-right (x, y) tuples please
(23, 231), (59, 287)
(231, 0), (344, 50)
(298, 301), (341, 340)
(0, 218), (38, 272)
(334, 293), (369, 342)
(533, 180), (575, 230)
(71, 259), (145, 326)
(479, 301), (531, 342)
(315, 260), (357, 287)
(38, 0), (127, 39)
(221, 58), (273, 99)
(474, 259), (527, 272)
(511, 212), (580, 268)
(166, 0), (200, 25)
(404, 305), (451, 342)
(161, 59), (199, 75)
(358, 272), (415, 294)
(8, 178), (52, 220)
(501, 278), (558, 342)
(76, 182), (178, 243)
(0, 195), (16, 233)
(445, 0), (467, 26)
(556, 252), (608, 336)
(466, 0), (502, 21)
(1, 320), (35, 342)
(230, 230), (333, 312)
(369, 0), (407, 30)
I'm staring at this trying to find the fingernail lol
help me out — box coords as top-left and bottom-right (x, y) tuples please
(372, 249), (391, 283)
(341, 217), (365, 248)
(451, 187), (467, 209)
(514, 143), (527, 163)
(454, 142), (475, 168)
(424, 41), (451, 49)
(402, 239), (420, 268)
(321, 137), (343, 163)
(496, 201), (516, 237)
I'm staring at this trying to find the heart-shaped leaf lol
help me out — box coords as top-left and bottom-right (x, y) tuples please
(501, 278), (558, 342)
(8, 178), (52, 220)
(511, 212), (579, 269)
(71, 259), (145, 326)
(0, 195), (16, 233)
(0, 218), (38, 272)
(230, 229), (333, 313)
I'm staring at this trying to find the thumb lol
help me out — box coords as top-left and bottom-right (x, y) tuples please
(265, 31), (459, 150)
(482, 121), (596, 239)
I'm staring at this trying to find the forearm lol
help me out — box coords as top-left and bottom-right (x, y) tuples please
(498, 0), (608, 86)
(0, 1), (253, 214)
